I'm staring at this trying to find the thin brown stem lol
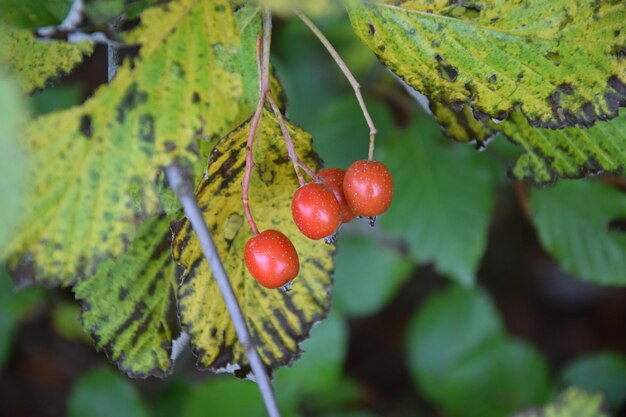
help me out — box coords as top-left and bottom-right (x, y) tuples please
(294, 10), (378, 160)
(296, 158), (319, 181)
(266, 94), (306, 186)
(242, 30), (270, 236)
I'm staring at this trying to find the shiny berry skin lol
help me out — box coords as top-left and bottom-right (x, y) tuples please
(292, 183), (342, 240)
(318, 168), (355, 223)
(244, 230), (299, 289)
(343, 160), (394, 216)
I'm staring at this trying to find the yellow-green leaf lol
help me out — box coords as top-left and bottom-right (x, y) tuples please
(500, 110), (626, 184)
(349, 0), (626, 128)
(412, 92), (626, 183)
(4, 0), (243, 286)
(0, 26), (93, 92)
(173, 110), (334, 375)
(74, 215), (179, 377)
(512, 388), (608, 417)
(0, 71), (27, 252)
(429, 99), (496, 147)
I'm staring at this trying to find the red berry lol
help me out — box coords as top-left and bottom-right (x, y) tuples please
(244, 230), (299, 289)
(343, 160), (394, 216)
(318, 168), (355, 223)
(292, 183), (341, 240)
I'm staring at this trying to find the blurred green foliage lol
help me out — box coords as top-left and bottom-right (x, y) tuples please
(406, 286), (552, 417)
(561, 352), (626, 411)
(68, 367), (150, 417)
(529, 180), (626, 285)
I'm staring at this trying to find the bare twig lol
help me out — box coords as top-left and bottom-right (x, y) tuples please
(166, 164), (281, 417)
(294, 10), (378, 160)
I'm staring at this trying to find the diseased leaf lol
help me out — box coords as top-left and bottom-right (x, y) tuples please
(407, 286), (551, 417)
(409, 90), (626, 184)
(379, 117), (496, 286)
(529, 180), (626, 286)
(348, 0), (626, 128)
(172, 110), (334, 376)
(0, 0), (72, 28)
(561, 352), (626, 411)
(74, 216), (179, 377)
(4, 0), (243, 287)
(512, 388), (609, 417)
(0, 26), (93, 93)
(500, 110), (626, 184)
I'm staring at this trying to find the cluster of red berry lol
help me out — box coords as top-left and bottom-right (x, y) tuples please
(244, 160), (394, 289)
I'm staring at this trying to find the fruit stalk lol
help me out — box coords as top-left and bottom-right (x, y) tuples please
(294, 10), (378, 160)
(166, 164), (282, 417)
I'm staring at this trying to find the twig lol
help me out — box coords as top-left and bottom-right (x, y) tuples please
(266, 94), (305, 186)
(294, 10), (378, 161)
(258, 9), (306, 186)
(296, 159), (319, 181)
(166, 164), (281, 417)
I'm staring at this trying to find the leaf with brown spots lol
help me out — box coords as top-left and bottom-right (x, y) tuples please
(3, 0), (244, 286)
(172, 110), (334, 376)
(0, 25), (93, 93)
(349, 0), (626, 128)
(408, 89), (626, 183)
(73, 215), (179, 377)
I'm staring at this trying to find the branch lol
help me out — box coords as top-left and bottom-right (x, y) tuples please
(166, 164), (281, 417)
(294, 10), (378, 161)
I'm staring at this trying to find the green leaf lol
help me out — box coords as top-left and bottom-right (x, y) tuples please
(379, 117), (496, 286)
(51, 301), (91, 343)
(512, 388), (608, 417)
(309, 95), (397, 169)
(172, 110), (334, 375)
(407, 286), (551, 417)
(68, 366), (150, 417)
(333, 236), (412, 316)
(83, 0), (125, 25)
(0, 26), (93, 93)
(181, 376), (265, 417)
(0, 71), (27, 252)
(30, 84), (84, 115)
(0, 0), (72, 28)
(73, 215), (179, 377)
(4, 0), (244, 286)
(529, 180), (626, 285)
(348, 0), (626, 128)
(561, 352), (626, 410)
(500, 110), (626, 184)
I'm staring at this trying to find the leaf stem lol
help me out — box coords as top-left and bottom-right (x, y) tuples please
(166, 164), (281, 417)
(294, 10), (378, 161)
(259, 8), (306, 186)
